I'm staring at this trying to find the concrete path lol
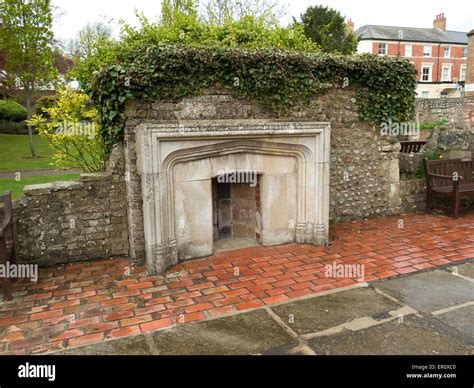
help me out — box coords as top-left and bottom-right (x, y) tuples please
(0, 168), (80, 179)
(53, 261), (474, 355)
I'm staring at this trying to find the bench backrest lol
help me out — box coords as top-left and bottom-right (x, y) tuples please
(400, 141), (426, 154)
(424, 159), (474, 186)
(0, 191), (13, 241)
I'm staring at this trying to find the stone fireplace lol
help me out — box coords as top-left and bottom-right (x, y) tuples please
(134, 119), (331, 274)
(212, 176), (260, 242)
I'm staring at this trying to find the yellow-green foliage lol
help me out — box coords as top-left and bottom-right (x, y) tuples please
(28, 89), (105, 172)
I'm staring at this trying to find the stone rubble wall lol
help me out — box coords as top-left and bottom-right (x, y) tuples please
(124, 88), (401, 264)
(414, 98), (473, 159)
(399, 153), (425, 179)
(5, 145), (129, 266)
(400, 178), (426, 214)
(425, 128), (473, 160)
(415, 98), (469, 129)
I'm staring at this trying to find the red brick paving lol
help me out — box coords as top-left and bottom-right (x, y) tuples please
(0, 213), (473, 355)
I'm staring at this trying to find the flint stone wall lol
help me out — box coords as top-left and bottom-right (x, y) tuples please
(399, 153), (425, 179)
(415, 98), (469, 129)
(124, 88), (401, 263)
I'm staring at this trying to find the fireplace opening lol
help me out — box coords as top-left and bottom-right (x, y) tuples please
(212, 173), (261, 250)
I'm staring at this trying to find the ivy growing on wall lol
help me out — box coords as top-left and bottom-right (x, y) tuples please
(91, 45), (417, 151)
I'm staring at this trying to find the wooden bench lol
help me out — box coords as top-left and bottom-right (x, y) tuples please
(0, 191), (16, 301)
(400, 140), (426, 153)
(424, 159), (474, 218)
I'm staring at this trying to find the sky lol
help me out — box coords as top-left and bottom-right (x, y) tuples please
(52, 0), (474, 41)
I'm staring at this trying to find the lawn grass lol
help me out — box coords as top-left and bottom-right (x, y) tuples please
(0, 134), (56, 172)
(0, 174), (80, 200)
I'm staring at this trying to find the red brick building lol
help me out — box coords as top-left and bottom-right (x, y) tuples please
(356, 14), (468, 98)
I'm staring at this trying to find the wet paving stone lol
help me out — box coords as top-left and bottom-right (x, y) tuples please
(52, 334), (151, 355)
(376, 270), (474, 313)
(271, 287), (400, 335)
(435, 305), (474, 343)
(308, 314), (474, 355)
(453, 262), (474, 279)
(151, 310), (295, 355)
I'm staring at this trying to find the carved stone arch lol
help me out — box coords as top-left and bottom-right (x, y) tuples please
(163, 139), (314, 241)
(136, 120), (330, 274)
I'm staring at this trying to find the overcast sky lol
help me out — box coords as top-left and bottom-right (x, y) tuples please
(52, 0), (473, 41)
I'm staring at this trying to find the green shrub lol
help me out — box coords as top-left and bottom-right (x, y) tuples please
(34, 94), (58, 117)
(27, 89), (105, 172)
(0, 99), (27, 121)
(419, 119), (448, 131)
(0, 120), (28, 134)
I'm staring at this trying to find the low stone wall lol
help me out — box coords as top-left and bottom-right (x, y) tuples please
(8, 146), (129, 266)
(399, 153), (424, 179)
(423, 128), (473, 160)
(400, 178), (426, 214)
(415, 98), (468, 128)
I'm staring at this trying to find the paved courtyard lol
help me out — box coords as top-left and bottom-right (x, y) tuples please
(55, 263), (474, 356)
(0, 213), (473, 355)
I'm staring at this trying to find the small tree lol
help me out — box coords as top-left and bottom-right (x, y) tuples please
(161, 0), (199, 27)
(299, 5), (358, 55)
(64, 21), (115, 91)
(28, 89), (105, 172)
(201, 0), (286, 26)
(65, 21), (113, 61)
(0, 0), (57, 159)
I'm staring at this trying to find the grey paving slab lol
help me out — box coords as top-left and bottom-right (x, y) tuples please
(308, 315), (474, 355)
(260, 343), (302, 355)
(151, 310), (295, 355)
(435, 305), (474, 343)
(376, 270), (474, 313)
(270, 287), (400, 335)
(52, 334), (152, 355)
(453, 262), (474, 279)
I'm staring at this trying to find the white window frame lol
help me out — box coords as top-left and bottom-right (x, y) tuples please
(404, 44), (412, 57)
(441, 64), (452, 82)
(443, 46), (450, 58)
(421, 63), (433, 82)
(462, 47), (468, 58)
(460, 64), (467, 82)
(423, 45), (432, 57)
(378, 42), (387, 55)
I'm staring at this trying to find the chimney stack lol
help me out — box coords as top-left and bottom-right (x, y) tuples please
(433, 13), (447, 31)
(346, 18), (354, 33)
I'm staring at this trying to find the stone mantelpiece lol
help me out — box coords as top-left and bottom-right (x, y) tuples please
(135, 120), (331, 274)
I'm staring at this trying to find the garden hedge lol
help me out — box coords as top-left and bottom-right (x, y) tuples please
(0, 99), (28, 122)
